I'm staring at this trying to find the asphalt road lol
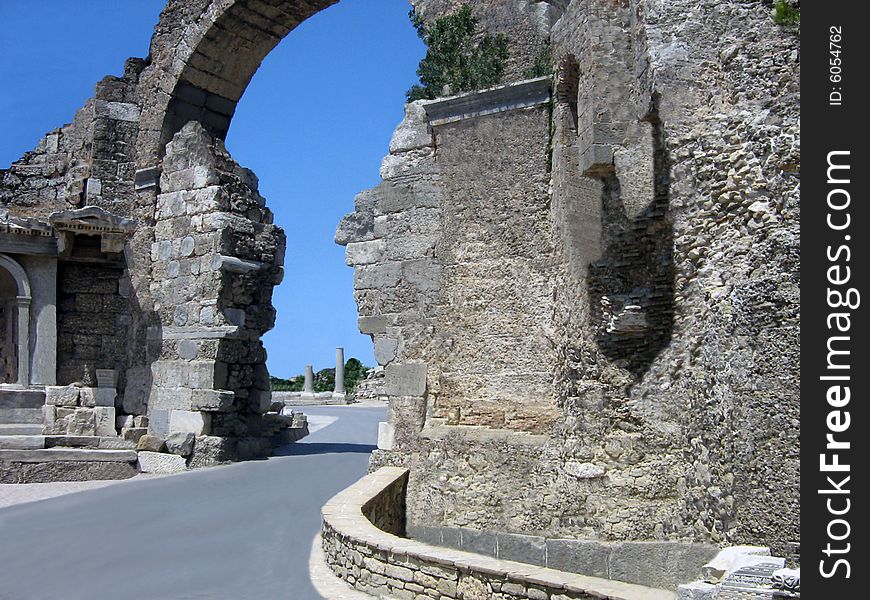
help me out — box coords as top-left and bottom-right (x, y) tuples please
(0, 404), (386, 600)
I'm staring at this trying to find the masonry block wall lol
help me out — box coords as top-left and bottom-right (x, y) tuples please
(147, 121), (284, 456)
(355, 0), (800, 562)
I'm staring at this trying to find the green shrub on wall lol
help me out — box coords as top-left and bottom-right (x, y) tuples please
(773, 1), (800, 25)
(406, 6), (509, 101)
(523, 42), (552, 79)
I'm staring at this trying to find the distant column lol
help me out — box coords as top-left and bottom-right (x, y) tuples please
(304, 364), (314, 393)
(334, 347), (345, 394)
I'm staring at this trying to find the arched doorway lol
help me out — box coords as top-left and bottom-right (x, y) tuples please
(0, 254), (31, 387)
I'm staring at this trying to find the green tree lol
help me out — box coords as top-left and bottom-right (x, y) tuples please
(406, 6), (509, 102)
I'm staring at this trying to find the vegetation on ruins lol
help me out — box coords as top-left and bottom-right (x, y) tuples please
(406, 6), (509, 101)
(773, 1), (800, 25)
(523, 42), (552, 79)
(270, 358), (370, 394)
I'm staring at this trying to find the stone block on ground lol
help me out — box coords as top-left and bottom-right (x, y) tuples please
(121, 427), (147, 444)
(702, 546), (771, 583)
(187, 435), (238, 468)
(94, 407), (117, 437)
(136, 434), (166, 452)
(678, 581), (717, 600)
(138, 451), (187, 474)
(165, 431), (195, 457)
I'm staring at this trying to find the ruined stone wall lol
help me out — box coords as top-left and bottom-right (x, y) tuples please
(426, 109), (556, 431)
(624, 0), (801, 559)
(359, 0), (800, 563)
(56, 263), (130, 385)
(147, 121), (284, 456)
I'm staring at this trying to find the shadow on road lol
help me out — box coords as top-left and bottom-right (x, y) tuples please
(275, 442), (378, 456)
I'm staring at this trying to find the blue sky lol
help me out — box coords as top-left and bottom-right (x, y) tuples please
(0, 0), (425, 378)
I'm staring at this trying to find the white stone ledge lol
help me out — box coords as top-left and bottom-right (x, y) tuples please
(422, 76), (552, 127)
(321, 467), (676, 600)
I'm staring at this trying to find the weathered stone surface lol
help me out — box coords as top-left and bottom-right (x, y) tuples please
(137, 450), (187, 474)
(546, 539), (609, 579)
(94, 388), (116, 407)
(187, 435), (238, 468)
(0, 460), (138, 484)
(121, 427), (147, 444)
(168, 410), (211, 435)
(382, 363), (426, 397)
(136, 434), (166, 452)
(165, 431), (195, 457)
(678, 581), (717, 600)
(190, 389), (234, 412)
(94, 407), (117, 437)
(45, 386), (79, 407)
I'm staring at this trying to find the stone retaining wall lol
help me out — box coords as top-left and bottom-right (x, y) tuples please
(406, 525), (716, 592)
(321, 467), (676, 600)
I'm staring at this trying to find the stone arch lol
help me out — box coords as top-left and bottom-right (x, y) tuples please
(0, 254), (32, 386)
(136, 0), (342, 168)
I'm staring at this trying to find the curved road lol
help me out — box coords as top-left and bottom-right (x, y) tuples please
(0, 405), (386, 600)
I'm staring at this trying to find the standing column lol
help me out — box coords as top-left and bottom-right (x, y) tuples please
(16, 296), (30, 387)
(303, 364), (314, 393)
(334, 347), (345, 394)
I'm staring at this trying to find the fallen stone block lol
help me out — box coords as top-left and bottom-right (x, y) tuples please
(94, 407), (117, 437)
(121, 427), (147, 444)
(677, 581), (717, 600)
(137, 434), (166, 452)
(138, 451), (187, 474)
(165, 431), (195, 457)
(702, 546), (771, 583)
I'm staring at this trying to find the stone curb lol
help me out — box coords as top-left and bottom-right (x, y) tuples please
(309, 533), (385, 600)
(321, 467), (676, 600)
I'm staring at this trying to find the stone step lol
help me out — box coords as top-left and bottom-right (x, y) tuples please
(44, 435), (136, 450)
(0, 424), (43, 435)
(0, 435), (45, 450)
(0, 407), (44, 424)
(0, 388), (47, 408)
(0, 448), (138, 463)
